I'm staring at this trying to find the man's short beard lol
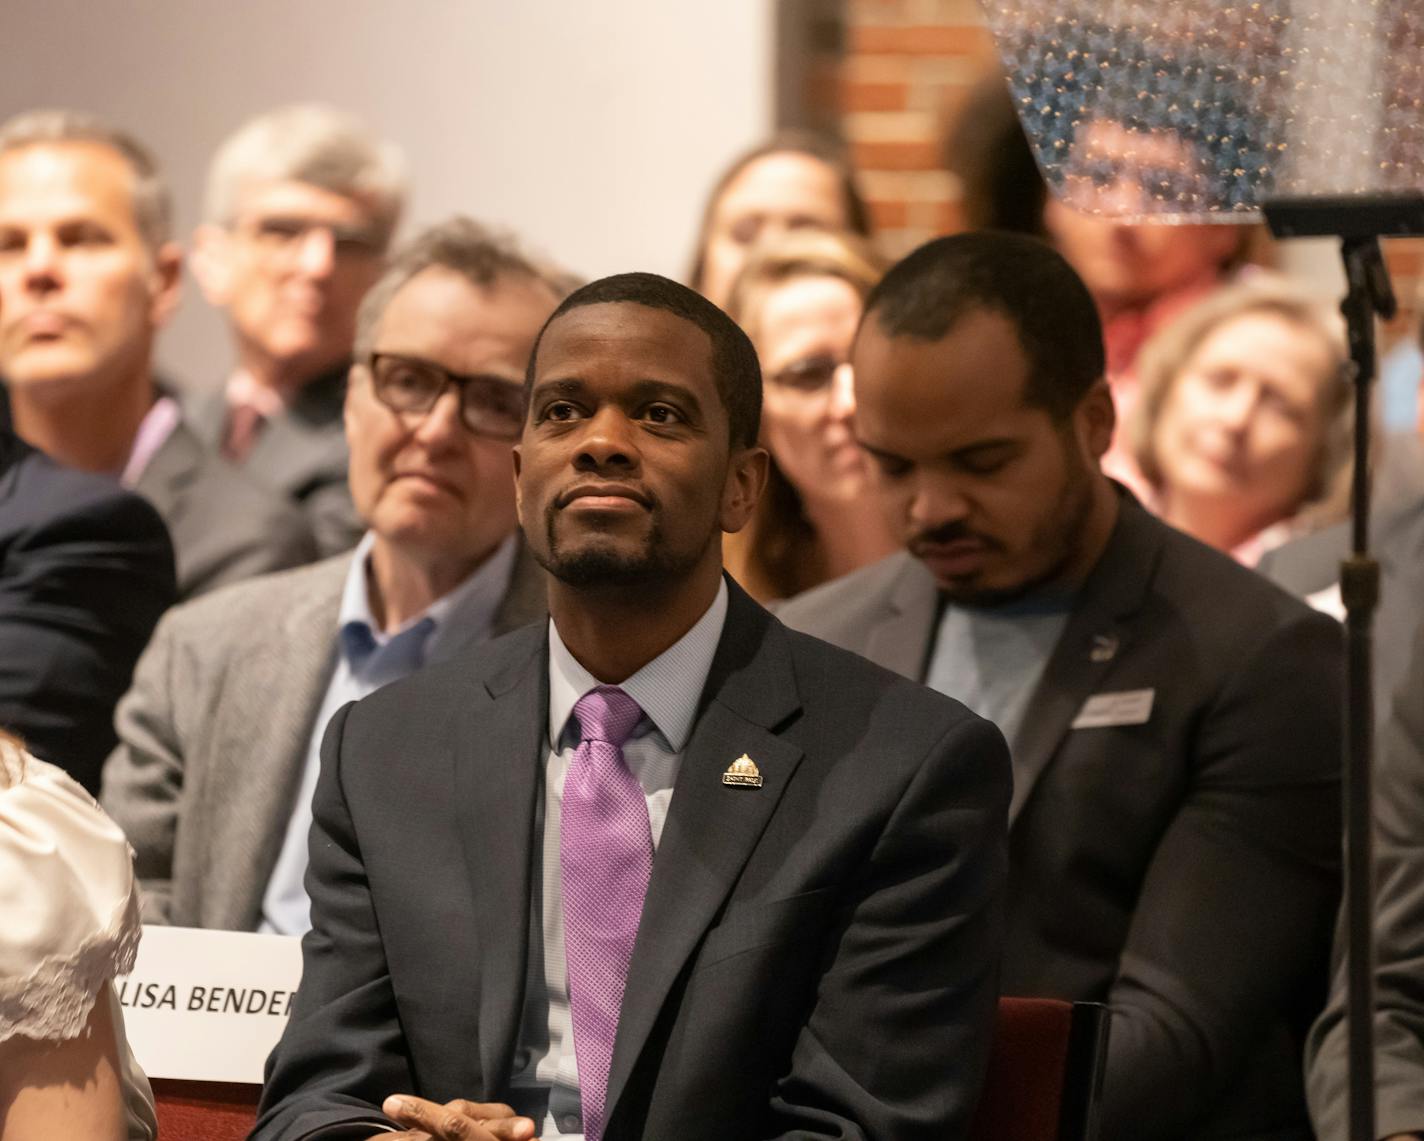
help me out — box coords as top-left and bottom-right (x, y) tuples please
(535, 504), (705, 589)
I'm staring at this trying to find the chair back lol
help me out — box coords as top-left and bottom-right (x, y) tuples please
(969, 997), (1109, 1141)
(151, 1077), (261, 1141)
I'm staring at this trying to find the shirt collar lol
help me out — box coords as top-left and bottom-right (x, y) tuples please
(119, 395), (182, 488)
(338, 531), (519, 676)
(547, 578), (729, 753)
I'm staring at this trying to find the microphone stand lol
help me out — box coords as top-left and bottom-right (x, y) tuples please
(1263, 192), (1424, 1141)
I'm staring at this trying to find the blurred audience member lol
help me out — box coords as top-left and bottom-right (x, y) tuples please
(0, 427), (174, 793)
(1130, 281), (1350, 564)
(721, 230), (895, 600)
(941, 72), (1257, 490)
(0, 731), (157, 1141)
(0, 110), (316, 598)
(103, 218), (568, 932)
(189, 104), (406, 555)
(686, 132), (871, 310)
(1306, 620), (1424, 1141)
(1262, 490), (1424, 728)
(780, 232), (1342, 1141)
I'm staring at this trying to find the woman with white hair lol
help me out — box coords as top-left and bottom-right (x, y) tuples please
(1131, 280), (1351, 565)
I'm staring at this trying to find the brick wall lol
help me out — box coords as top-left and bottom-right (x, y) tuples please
(829, 0), (1424, 349)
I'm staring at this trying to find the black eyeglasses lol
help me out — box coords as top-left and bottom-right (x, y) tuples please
(364, 353), (525, 440)
(768, 353), (846, 394)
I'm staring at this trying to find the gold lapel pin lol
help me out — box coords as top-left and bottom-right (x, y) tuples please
(1089, 633), (1119, 663)
(722, 754), (763, 789)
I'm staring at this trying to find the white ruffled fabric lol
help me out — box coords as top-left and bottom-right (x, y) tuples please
(0, 744), (157, 1140)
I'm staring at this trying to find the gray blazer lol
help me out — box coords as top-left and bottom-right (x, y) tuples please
(184, 366), (360, 556)
(778, 496), (1344, 1141)
(101, 542), (548, 931)
(1306, 620), (1424, 1140)
(134, 420), (317, 600)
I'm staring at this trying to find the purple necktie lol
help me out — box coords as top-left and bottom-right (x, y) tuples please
(562, 685), (652, 1141)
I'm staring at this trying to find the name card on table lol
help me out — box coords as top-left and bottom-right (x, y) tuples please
(116, 925), (304, 1083)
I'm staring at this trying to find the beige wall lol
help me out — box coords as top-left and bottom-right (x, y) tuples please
(0, 0), (773, 387)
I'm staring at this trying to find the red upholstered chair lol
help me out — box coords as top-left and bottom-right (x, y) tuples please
(151, 1078), (262, 1141)
(969, 998), (1109, 1141)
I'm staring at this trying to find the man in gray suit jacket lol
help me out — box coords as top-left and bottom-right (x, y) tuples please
(102, 217), (572, 932)
(253, 272), (1009, 1141)
(0, 109), (316, 600)
(778, 233), (1343, 1141)
(1306, 619), (1424, 1141)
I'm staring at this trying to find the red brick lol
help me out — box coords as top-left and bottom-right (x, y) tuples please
(853, 138), (942, 171)
(840, 78), (910, 113)
(868, 199), (911, 230)
(850, 24), (993, 56)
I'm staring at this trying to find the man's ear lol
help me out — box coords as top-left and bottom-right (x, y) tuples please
(1076, 378), (1116, 462)
(148, 242), (184, 329)
(719, 445), (770, 534)
(189, 224), (232, 307)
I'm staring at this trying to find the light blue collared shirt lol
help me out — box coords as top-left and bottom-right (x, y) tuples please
(508, 579), (730, 1140)
(258, 532), (519, 935)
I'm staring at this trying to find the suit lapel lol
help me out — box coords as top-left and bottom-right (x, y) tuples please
(866, 554), (939, 681)
(492, 540), (549, 637)
(201, 560), (348, 928)
(456, 628), (548, 1095)
(1007, 499), (1163, 825)
(605, 585), (804, 1123)
(133, 423), (202, 525)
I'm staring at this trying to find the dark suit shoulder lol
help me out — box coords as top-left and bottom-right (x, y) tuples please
(1141, 509), (1338, 647)
(775, 552), (915, 641)
(0, 441), (171, 553)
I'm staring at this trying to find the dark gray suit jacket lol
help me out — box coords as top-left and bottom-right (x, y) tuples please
(1260, 491), (1424, 728)
(1306, 620), (1424, 1140)
(134, 420), (317, 600)
(252, 580), (1011, 1141)
(102, 541), (547, 930)
(185, 366), (360, 556)
(778, 497), (1344, 1141)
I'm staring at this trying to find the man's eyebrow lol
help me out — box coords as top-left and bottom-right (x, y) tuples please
(626, 378), (704, 414)
(859, 440), (907, 463)
(528, 378), (587, 400)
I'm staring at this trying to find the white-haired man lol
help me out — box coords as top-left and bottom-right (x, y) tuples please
(189, 104), (407, 554)
(0, 109), (316, 598)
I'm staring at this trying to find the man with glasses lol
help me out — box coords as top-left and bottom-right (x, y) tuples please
(103, 217), (573, 933)
(188, 104), (406, 555)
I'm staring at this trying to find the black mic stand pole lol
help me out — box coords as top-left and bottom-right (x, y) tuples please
(1264, 193), (1424, 1141)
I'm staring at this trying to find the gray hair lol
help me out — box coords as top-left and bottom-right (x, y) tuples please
(204, 104), (406, 248)
(353, 216), (583, 360)
(0, 109), (172, 254)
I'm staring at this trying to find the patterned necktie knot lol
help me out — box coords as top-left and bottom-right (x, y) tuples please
(573, 685), (642, 748)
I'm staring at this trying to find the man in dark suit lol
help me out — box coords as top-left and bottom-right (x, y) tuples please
(1306, 619), (1424, 1141)
(777, 233), (1343, 1141)
(0, 109), (317, 599)
(253, 273), (1011, 1141)
(188, 104), (407, 556)
(0, 427), (174, 792)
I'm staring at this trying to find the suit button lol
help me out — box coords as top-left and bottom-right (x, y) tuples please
(558, 1114), (581, 1133)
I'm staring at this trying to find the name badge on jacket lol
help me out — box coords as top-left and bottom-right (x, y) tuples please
(1072, 688), (1155, 729)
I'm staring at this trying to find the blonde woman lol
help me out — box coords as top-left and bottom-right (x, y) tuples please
(723, 230), (897, 601)
(0, 731), (156, 1141)
(1131, 281), (1351, 564)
